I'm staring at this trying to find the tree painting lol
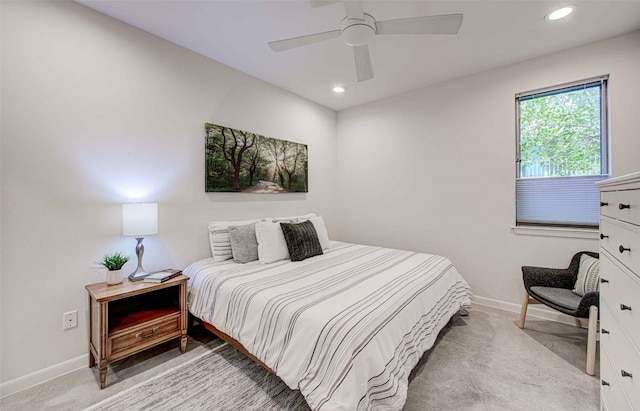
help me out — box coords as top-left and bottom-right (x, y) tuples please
(205, 123), (308, 193)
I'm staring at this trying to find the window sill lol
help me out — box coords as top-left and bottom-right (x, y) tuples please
(511, 225), (599, 240)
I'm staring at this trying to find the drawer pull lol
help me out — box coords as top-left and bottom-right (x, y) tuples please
(621, 370), (633, 378)
(601, 328), (610, 334)
(620, 304), (632, 311)
(601, 380), (610, 386)
(136, 326), (159, 339)
(618, 203), (630, 210)
(600, 278), (609, 284)
(619, 245), (631, 253)
(600, 202), (609, 207)
(600, 234), (609, 240)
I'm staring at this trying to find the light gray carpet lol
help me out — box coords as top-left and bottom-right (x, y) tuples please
(1, 305), (599, 411)
(87, 343), (309, 411)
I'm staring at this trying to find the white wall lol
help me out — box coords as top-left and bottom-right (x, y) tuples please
(335, 31), (640, 308)
(0, 1), (337, 389)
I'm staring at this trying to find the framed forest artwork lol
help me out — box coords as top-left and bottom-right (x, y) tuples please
(205, 123), (308, 193)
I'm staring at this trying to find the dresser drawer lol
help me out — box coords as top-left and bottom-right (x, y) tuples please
(600, 190), (618, 219)
(600, 218), (640, 276)
(601, 344), (634, 411)
(601, 332), (640, 409)
(600, 253), (640, 351)
(617, 188), (640, 226)
(599, 300), (617, 348)
(108, 313), (181, 358)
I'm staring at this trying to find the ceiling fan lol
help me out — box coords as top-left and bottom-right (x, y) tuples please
(267, 2), (463, 83)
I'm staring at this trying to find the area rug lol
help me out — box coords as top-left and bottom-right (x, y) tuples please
(85, 344), (310, 411)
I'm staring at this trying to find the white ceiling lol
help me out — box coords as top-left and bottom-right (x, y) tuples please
(77, 1), (640, 111)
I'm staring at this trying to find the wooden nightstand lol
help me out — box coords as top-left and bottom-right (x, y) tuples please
(85, 275), (189, 388)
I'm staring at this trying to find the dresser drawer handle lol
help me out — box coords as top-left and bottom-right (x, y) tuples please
(601, 328), (610, 334)
(601, 380), (610, 386)
(600, 278), (609, 284)
(619, 203), (630, 210)
(600, 202), (609, 207)
(620, 304), (632, 311)
(621, 370), (633, 378)
(619, 245), (631, 253)
(136, 326), (159, 339)
(600, 234), (609, 240)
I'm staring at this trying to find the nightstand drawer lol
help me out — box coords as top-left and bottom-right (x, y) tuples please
(87, 275), (188, 388)
(109, 313), (181, 358)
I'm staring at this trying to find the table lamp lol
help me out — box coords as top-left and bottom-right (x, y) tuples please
(122, 203), (158, 281)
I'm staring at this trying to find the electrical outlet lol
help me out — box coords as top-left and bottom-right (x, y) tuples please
(63, 310), (78, 330)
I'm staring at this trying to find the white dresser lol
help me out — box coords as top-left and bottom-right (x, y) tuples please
(597, 172), (640, 410)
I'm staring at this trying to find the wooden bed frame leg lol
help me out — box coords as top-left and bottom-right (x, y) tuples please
(586, 305), (598, 376)
(518, 291), (529, 329)
(200, 320), (275, 375)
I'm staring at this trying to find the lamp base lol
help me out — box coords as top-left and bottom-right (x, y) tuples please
(128, 269), (150, 282)
(128, 237), (149, 281)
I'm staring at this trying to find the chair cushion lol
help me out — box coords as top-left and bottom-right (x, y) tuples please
(530, 286), (583, 312)
(573, 254), (600, 296)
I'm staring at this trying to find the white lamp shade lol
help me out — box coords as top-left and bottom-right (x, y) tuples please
(122, 203), (158, 236)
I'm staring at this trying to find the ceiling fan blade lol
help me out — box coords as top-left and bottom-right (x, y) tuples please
(353, 45), (373, 82)
(268, 30), (340, 52)
(344, 1), (364, 20)
(309, 0), (340, 8)
(376, 13), (463, 35)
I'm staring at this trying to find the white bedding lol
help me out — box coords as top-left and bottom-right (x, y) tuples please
(186, 241), (473, 411)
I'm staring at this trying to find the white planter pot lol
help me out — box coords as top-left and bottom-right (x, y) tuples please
(106, 269), (123, 285)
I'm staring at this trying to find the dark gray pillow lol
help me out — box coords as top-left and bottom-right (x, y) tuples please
(280, 220), (323, 262)
(228, 223), (258, 263)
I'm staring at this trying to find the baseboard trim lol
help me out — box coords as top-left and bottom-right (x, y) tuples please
(473, 295), (581, 327)
(0, 354), (87, 398)
(0, 295), (580, 398)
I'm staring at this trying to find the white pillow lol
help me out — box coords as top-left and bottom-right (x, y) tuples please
(255, 221), (290, 264)
(208, 219), (262, 261)
(573, 254), (600, 296)
(270, 213), (316, 223)
(305, 216), (331, 250)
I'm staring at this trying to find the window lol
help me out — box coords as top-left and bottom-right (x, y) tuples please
(515, 76), (609, 228)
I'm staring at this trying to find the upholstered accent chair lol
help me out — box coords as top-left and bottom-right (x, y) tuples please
(518, 251), (600, 375)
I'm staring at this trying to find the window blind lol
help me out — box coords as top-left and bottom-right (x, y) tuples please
(515, 175), (609, 228)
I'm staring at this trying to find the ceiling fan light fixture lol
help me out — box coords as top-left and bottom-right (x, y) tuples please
(340, 14), (376, 46)
(545, 5), (574, 21)
(268, 10), (464, 83)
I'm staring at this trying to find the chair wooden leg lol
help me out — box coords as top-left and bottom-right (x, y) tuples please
(518, 291), (529, 329)
(575, 318), (582, 328)
(586, 305), (598, 376)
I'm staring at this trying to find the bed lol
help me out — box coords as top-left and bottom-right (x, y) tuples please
(185, 231), (472, 411)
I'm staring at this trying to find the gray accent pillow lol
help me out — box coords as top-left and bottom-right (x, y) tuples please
(228, 223), (258, 264)
(280, 220), (323, 262)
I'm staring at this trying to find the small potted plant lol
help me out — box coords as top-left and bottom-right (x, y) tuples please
(97, 252), (130, 285)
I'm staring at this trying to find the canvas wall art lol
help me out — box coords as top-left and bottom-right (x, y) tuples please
(205, 123), (308, 193)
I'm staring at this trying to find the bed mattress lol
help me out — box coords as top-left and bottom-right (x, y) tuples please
(186, 241), (473, 411)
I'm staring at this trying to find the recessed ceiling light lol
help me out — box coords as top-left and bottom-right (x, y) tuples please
(332, 86), (346, 93)
(545, 5), (574, 21)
